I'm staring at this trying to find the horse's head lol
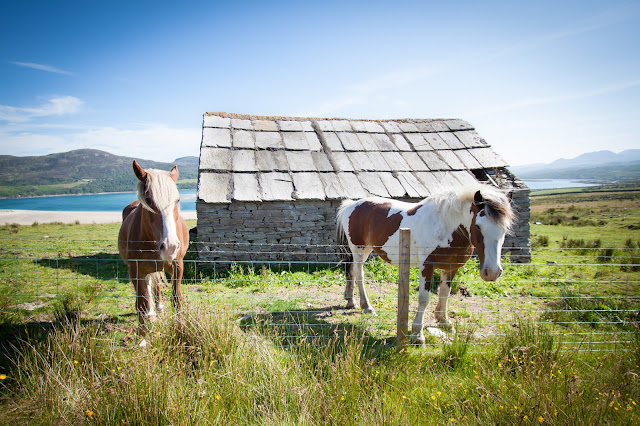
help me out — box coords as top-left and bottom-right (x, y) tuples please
(133, 160), (182, 261)
(469, 189), (514, 281)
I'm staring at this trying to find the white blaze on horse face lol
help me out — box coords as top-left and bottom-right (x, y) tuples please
(159, 204), (181, 261)
(476, 214), (506, 281)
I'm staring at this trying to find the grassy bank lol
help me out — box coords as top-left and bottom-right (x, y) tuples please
(1, 307), (638, 424)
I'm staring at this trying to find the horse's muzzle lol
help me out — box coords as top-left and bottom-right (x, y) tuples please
(480, 266), (503, 281)
(159, 241), (181, 261)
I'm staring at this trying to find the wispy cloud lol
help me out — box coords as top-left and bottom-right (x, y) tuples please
(10, 61), (74, 75)
(0, 124), (201, 162)
(0, 96), (84, 122)
(469, 79), (640, 116)
(305, 65), (445, 117)
(483, 4), (636, 63)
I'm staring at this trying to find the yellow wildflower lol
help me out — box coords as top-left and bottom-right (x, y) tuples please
(0, 374), (6, 380)
(538, 416), (544, 423)
(74, 360), (78, 365)
(85, 410), (94, 418)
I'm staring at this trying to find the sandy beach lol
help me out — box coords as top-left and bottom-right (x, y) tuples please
(0, 210), (197, 225)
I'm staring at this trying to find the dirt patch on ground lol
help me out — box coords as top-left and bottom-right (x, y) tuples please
(185, 280), (546, 342)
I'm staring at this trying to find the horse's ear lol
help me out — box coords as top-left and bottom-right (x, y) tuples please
(506, 191), (513, 202)
(132, 160), (147, 182)
(170, 165), (179, 183)
(473, 190), (484, 208)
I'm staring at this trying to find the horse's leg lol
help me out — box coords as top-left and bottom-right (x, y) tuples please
(353, 248), (375, 314)
(152, 272), (166, 314)
(145, 273), (158, 322)
(129, 263), (152, 347)
(411, 262), (433, 344)
(171, 260), (184, 313)
(434, 268), (457, 333)
(344, 257), (356, 309)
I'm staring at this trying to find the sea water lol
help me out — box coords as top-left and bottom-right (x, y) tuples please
(0, 190), (197, 211)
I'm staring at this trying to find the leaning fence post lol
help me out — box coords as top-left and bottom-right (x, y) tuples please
(397, 228), (411, 350)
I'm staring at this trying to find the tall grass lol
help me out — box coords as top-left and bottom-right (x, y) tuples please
(1, 307), (638, 425)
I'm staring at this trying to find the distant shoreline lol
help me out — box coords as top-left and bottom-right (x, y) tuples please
(0, 191), (137, 200)
(0, 210), (197, 226)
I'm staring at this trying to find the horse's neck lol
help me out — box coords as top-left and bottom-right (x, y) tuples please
(425, 198), (474, 231)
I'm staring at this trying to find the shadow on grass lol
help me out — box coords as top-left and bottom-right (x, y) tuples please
(0, 312), (138, 392)
(238, 304), (398, 358)
(42, 248), (203, 283)
(35, 252), (129, 282)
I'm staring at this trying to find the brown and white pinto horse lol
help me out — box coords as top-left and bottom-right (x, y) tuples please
(118, 160), (189, 347)
(336, 185), (514, 344)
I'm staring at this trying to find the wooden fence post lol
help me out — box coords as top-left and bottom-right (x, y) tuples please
(397, 228), (411, 350)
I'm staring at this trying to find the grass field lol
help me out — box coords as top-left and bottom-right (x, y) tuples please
(0, 190), (639, 424)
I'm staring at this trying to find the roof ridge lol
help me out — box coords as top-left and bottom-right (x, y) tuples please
(204, 111), (461, 123)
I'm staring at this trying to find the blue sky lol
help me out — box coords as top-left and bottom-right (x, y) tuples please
(1, 0), (639, 165)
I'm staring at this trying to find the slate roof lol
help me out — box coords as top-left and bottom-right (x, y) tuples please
(197, 112), (508, 203)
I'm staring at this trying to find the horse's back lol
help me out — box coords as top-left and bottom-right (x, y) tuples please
(338, 197), (407, 250)
(122, 200), (140, 222)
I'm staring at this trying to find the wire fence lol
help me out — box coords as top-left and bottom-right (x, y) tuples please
(1, 235), (639, 351)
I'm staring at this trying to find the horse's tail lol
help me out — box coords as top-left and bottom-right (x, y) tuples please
(336, 200), (356, 281)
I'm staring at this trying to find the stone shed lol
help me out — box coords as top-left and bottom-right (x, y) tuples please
(196, 112), (531, 266)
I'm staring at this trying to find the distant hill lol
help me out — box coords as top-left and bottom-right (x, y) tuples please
(511, 149), (640, 181)
(174, 156), (200, 168)
(0, 149), (199, 198)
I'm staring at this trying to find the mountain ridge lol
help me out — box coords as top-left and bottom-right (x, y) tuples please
(0, 149), (199, 198)
(511, 149), (640, 180)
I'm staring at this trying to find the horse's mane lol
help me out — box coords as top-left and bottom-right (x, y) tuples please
(137, 169), (180, 213)
(429, 185), (515, 231)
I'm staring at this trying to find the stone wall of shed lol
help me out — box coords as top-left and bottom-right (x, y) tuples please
(502, 187), (531, 263)
(196, 199), (343, 265)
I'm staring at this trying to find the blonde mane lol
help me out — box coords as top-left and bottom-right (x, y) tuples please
(430, 185), (515, 231)
(137, 168), (180, 213)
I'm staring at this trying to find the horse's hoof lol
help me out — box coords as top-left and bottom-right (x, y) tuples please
(410, 333), (426, 345)
(438, 322), (456, 334)
(147, 313), (157, 323)
(345, 302), (356, 310)
(363, 307), (378, 316)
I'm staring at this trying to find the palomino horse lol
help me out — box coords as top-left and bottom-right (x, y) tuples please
(118, 160), (189, 346)
(336, 185), (514, 344)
